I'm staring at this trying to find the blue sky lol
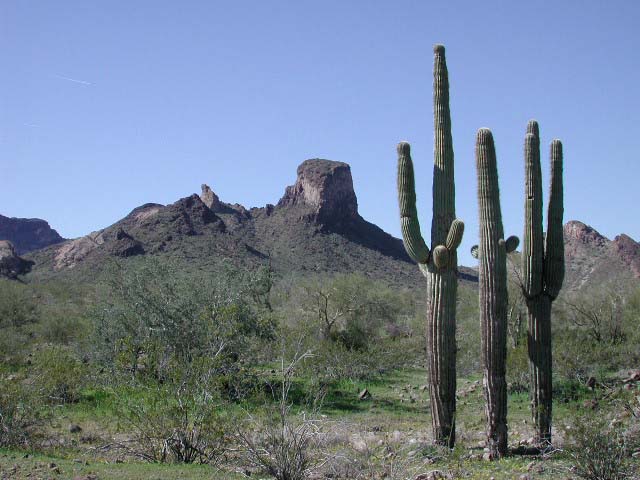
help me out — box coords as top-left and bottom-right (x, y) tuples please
(1, 1), (639, 266)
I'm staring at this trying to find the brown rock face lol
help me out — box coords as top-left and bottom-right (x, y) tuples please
(561, 220), (640, 289)
(0, 240), (34, 278)
(563, 220), (608, 247)
(109, 228), (145, 258)
(0, 214), (64, 254)
(54, 231), (106, 270)
(277, 159), (358, 225)
(612, 234), (640, 278)
(200, 184), (223, 211)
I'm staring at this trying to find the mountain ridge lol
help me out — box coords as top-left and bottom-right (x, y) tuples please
(4, 161), (639, 292)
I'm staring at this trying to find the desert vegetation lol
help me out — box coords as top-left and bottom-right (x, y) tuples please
(1, 45), (639, 480)
(1, 256), (639, 479)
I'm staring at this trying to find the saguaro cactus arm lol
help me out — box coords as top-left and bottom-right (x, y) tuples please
(471, 233), (517, 260)
(505, 235), (520, 253)
(522, 121), (544, 298)
(446, 219), (465, 251)
(544, 140), (564, 299)
(431, 44), (457, 247)
(397, 142), (430, 264)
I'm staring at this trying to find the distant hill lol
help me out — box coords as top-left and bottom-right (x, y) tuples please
(562, 220), (640, 291)
(0, 214), (64, 255)
(9, 161), (640, 293)
(25, 159), (469, 286)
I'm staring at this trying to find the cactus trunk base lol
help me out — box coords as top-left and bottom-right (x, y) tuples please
(527, 295), (552, 446)
(484, 372), (508, 457)
(425, 268), (457, 447)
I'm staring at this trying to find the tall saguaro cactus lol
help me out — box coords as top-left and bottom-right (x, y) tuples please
(522, 120), (564, 446)
(473, 129), (519, 458)
(397, 44), (464, 447)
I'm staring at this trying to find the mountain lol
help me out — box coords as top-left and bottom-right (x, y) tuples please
(563, 220), (640, 291)
(0, 214), (65, 255)
(26, 159), (479, 286)
(13, 161), (640, 292)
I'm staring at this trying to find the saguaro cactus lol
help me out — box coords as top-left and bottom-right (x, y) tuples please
(522, 120), (564, 446)
(397, 44), (464, 447)
(472, 129), (519, 458)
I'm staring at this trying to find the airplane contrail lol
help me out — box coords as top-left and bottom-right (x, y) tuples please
(52, 74), (94, 86)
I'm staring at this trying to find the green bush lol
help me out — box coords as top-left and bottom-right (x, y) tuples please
(36, 313), (88, 345)
(567, 415), (635, 480)
(30, 345), (88, 404)
(113, 361), (231, 464)
(92, 259), (275, 381)
(0, 280), (39, 364)
(0, 280), (39, 330)
(506, 342), (529, 393)
(0, 373), (42, 447)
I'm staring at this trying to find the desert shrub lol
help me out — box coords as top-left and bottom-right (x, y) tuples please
(0, 328), (31, 365)
(552, 285), (640, 382)
(0, 280), (39, 363)
(278, 273), (420, 382)
(0, 280), (39, 330)
(455, 286), (481, 376)
(303, 337), (413, 383)
(36, 313), (88, 345)
(238, 348), (322, 480)
(30, 344), (88, 404)
(0, 374), (42, 447)
(92, 258), (275, 383)
(292, 273), (413, 346)
(567, 415), (635, 480)
(506, 342), (530, 393)
(320, 441), (449, 480)
(113, 359), (231, 464)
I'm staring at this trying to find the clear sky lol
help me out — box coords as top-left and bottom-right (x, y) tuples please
(1, 1), (639, 266)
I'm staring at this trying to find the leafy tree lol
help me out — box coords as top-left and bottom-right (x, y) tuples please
(298, 273), (410, 348)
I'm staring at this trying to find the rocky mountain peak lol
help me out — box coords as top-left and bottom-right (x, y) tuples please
(200, 184), (223, 211)
(612, 234), (640, 278)
(277, 159), (358, 225)
(564, 220), (608, 247)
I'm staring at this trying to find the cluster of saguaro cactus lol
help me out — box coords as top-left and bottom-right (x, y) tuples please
(472, 129), (519, 458)
(396, 44), (464, 447)
(396, 45), (564, 452)
(522, 120), (564, 446)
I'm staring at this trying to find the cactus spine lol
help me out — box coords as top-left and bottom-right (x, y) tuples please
(474, 129), (519, 458)
(397, 44), (464, 447)
(522, 120), (564, 446)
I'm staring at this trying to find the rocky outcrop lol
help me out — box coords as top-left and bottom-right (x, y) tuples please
(158, 194), (225, 236)
(109, 228), (145, 258)
(0, 240), (34, 278)
(48, 194), (228, 270)
(54, 231), (106, 270)
(277, 159), (359, 226)
(564, 221), (608, 249)
(612, 234), (640, 278)
(129, 203), (163, 225)
(0, 214), (64, 254)
(200, 184), (223, 211)
(562, 220), (640, 289)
